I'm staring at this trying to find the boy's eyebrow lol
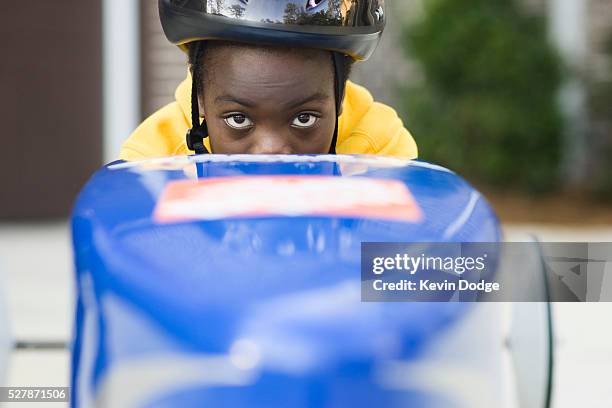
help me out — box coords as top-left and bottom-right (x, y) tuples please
(285, 92), (331, 110)
(214, 92), (331, 109)
(215, 95), (257, 108)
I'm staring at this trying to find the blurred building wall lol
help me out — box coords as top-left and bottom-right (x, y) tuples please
(548, 0), (612, 186)
(140, 0), (187, 119)
(586, 0), (612, 189)
(350, 1), (421, 107)
(586, 0), (612, 81)
(0, 2), (103, 219)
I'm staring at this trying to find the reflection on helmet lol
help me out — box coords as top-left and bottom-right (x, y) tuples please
(161, 0), (386, 60)
(169, 0), (384, 26)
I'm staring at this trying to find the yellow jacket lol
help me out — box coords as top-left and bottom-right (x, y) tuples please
(119, 76), (418, 161)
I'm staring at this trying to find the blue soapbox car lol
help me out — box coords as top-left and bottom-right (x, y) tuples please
(70, 155), (552, 408)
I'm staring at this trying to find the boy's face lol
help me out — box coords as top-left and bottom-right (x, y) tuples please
(199, 44), (337, 154)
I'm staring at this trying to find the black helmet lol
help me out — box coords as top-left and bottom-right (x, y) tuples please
(158, 0), (387, 154)
(160, 0), (386, 60)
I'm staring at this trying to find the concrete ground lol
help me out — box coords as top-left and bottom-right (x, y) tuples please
(0, 221), (611, 407)
(0, 222), (71, 407)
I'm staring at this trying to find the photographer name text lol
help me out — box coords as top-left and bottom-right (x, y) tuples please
(370, 253), (500, 294)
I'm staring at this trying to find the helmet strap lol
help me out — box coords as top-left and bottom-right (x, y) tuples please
(329, 52), (348, 155)
(186, 43), (210, 155)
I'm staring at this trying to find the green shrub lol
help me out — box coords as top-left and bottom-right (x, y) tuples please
(400, 0), (563, 191)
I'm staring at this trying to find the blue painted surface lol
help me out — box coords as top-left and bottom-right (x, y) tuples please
(71, 155), (501, 408)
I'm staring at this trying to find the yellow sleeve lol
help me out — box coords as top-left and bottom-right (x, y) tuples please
(119, 102), (189, 161)
(346, 101), (418, 159)
(338, 81), (418, 160)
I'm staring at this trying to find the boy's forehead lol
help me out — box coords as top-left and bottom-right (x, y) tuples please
(204, 42), (335, 92)
(216, 48), (330, 73)
(206, 41), (331, 64)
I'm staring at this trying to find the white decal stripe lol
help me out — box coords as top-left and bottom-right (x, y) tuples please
(443, 191), (481, 239)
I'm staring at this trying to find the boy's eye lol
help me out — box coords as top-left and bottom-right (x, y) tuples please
(224, 114), (253, 130)
(291, 113), (319, 129)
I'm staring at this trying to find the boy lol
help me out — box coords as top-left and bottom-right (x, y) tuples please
(119, 0), (417, 160)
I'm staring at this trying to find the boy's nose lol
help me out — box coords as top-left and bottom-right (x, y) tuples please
(249, 133), (293, 155)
